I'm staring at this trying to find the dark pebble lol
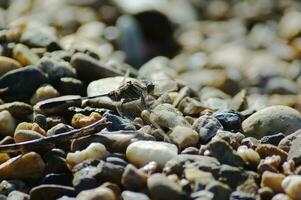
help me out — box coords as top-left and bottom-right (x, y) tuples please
(260, 133), (285, 146)
(213, 109), (243, 132)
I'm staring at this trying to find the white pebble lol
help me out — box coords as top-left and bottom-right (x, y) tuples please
(126, 141), (178, 167)
(282, 175), (301, 200)
(0, 110), (16, 136)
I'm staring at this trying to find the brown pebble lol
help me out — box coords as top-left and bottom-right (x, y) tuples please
(260, 171), (285, 193)
(256, 144), (288, 163)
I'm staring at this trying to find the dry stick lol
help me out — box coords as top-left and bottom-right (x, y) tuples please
(0, 118), (110, 153)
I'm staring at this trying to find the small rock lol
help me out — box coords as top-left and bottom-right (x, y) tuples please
(12, 43), (39, 66)
(41, 173), (73, 186)
(147, 173), (184, 200)
(177, 97), (206, 115)
(242, 106), (301, 139)
(0, 152), (45, 180)
(193, 115), (223, 143)
(121, 164), (148, 190)
(47, 123), (73, 136)
(71, 52), (122, 82)
(76, 186), (116, 200)
(208, 139), (245, 167)
(169, 126), (199, 149)
(0, 110), (16, 136)
(0, 56), (21, 76)
(237, 145), (261, 166)
(0, 180), (26, 195)
(279, 10), (301, 40)
(57, 77), (84, 95)
(14, 129), (45, 143)
(282, 175), (301, 200)
(260, 171), (285, 193)
(258, 187), (274, 200)
(15, 122), (46, 136)
(150, 104), (190, 129)
(30, 85), (60, 105)
(126, 141), (178, 167)
(278, 129), (301, 152)
(256, 144), (288, 163)
(261, 133), (285, 146)
(7, 191), (29, 200)
(184, 168), (213, 186)
(213, 130), (245, 149)
(0, 102), (33, 119)
(205, 180), (231, 200)
(271, 193), (292, 200)
(71, 112), (102, 128)
(213, 109), (243, 132)
(288, 136), (301, 165)
(30, 184), (76, 200)
(121, 191), (150, 200)
(219, 165), (249, 189)
(257, 155), (281, 174)
(66, 143), (107, 169)
(0, 67), (48, 101)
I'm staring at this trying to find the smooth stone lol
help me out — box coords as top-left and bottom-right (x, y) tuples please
(7, 191), (29, 200)
(149, 103), (190, 129)
(14, 129), (45, 143)
(288, 136), (301, 165)
(0, 67), (47, 101)
(282, 175), (301, 200)
(47, 123), (73, 136)
(44, 150), (69, 174)
(12, 43), (39, 66)
(0, 110), (16, 136)
(41, 173), (73, 186)
(38, 56), (76, 83)
(66, 143), (107, 169)
(169, 126), (199, 149)
(126, 141), (178, 167)
(213, 110), (243, 132)
(76, 186), (116, 200)
(208, 139), (245, 167)
(71, 52), (122, 82)
(30, 85), (59, 104)
(0, 102), (33, 119)
(57, 77), (84, 95)
(242, 106), (301, 139)
(163, 155), (220, 177)
(177, 97), (206, 116)
(255, 144), (288, 163)
(122, 191), (150, 200)
(0, 56), (21, 76)
(205, 180), (231, 200)
(0, 180), (26, 195)
(86, 76), (136, 110)
(271, 193), (292, 200)
(30, 184), (76, 200)
(193, 115), (223, 143)
(213, 130), (245, 149)
(121, 164), (147, 190)
(147, 173), (183, 200)
(261, 171), (285, 193)
(0, 152), (45, 180)
(279, 129), (301, 152)
(260, 133), (285, 146)
(265, 77), (299, 95)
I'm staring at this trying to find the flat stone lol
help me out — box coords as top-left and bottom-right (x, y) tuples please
(30, 184), (76, 200)
(147, 173), (184, 200)
(279, 129), (301, 152)
(242, 106), (301, 139)
(126, 140), (178, 168)
(0, 102), (33, 119)
(208, 139), (245, 167)
(256, 144), (288, 163)
(0, 152), (45, 180)
(169, 126), (199, 149)
(71, 52), (122, 82)
(0, 56), (21, 76)
(121, 164), (147, 190)
(282, 175), (301, 200)
(14, 129), (45, 143)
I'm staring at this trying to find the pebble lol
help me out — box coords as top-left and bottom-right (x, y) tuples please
(256, 144), (288, 163)
(30, 85), (60, 104)
(0, 56), (21, 76)
(12, 43), (39, 66)
(169, 126), (199, 149)
(0, 110), (16, 136)
(271, 193), (292, 200)
(213, 109), (243, 132)
(260, 171), (285, 193)
(260, 133), (285, 146)
(76, 186), (116, 200)
(57, 77), (84, 95)
(14, 129), (45, 143)
(15, 122), (46, 136)
(282, 175), (301, 200)
(208, 139), (245, 167)
(0, 152), (45, 180)
(121, 164), (148, 190)
(242, 106), (301, 139)
(205, 180), (231, 200)
(66, 143), (107, 169)
(0, 67), (48, 101)
(7, 191), (29, 200)
(278, 129), (301, 152)
(126, 140), (178, 167)
(218, 165), (249, 189)
(71, 112), (102, 128)
(0, 102), (33, 119)
(30, 184), (76, 200)
(121, 191), (150, 200)
(71, 52), (122, 82)
(47, 123), (73, 136)
(288, 136), (301, 165)
(192, 115), (223, 143)
(0, 180), (26, 196)
(237, 145), (260, 166)
(147, 173), (184, 200)
(150, 103), (190, 129)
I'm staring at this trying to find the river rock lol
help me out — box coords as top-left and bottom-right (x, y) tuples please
(260, 171), (285, 193)
(30, 184), (76, 200)
(0, 152), (45, 180)
(0, 102), (33, 119)
(76, 186), (116, 200)
(282, 175), (301, 200)
(242, 106), (301, 139)
(0, 67), (47, 101)
(147, 173), (184, 200)
(0, 56), (21, 76)
(278, 129), (301, 152)
(0, 110), (16, 137)
(14, 129), (45, 143)
(30, 85), (60, 104)
(288, 136), (301, 165)
(126, 141), (178, 167)
(122, 191), (150, 200)
(121, 164), (147, 190)
(169, 126), (199, 149)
